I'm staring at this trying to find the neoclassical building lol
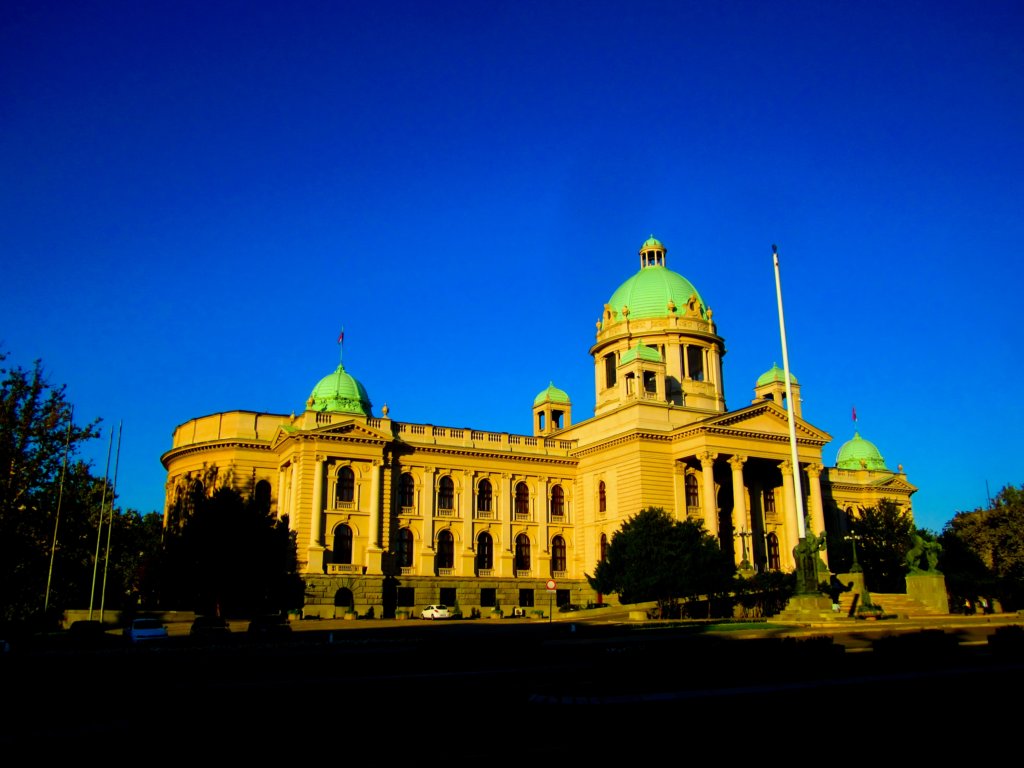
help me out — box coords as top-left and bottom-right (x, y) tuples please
(161, 236), (915, 616)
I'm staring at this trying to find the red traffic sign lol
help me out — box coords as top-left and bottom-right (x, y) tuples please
(546, 580), (557, 591)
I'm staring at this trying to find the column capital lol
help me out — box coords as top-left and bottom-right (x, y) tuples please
(728, 455), (747, 470)
(805, 462), (823, 478)
(779, 459), (793, 474)
(697, 450), (718, 467)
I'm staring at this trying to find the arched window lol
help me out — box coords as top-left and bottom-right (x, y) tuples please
(476, 531), (493, 571)
(477, 479), (492, 513)
(515, 482), (529, 517)
(334, 587), (353, 608)
(600, 533), (608, 562)
(253, 479), (272, 515)
(551, 535), (566, 574)
(766, 532), (780, 571)
(338, 466), (355, 504)
(397, 528), (413, 568)
(764, 487), (777, 514)
(400, 473), (415, 508)
(189, 480), (205, 514)
(685, 474), (699, 508)
(436, 530), (454, 569)
(438, 476), (454, 511)
(550, 484), (564, 519)
(598, 481), (607, 514)
(334, 524), (353, 565)
(515, 533), (531, 572)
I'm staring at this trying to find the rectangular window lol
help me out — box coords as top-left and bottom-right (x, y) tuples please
(556, 589), (571, 608)
(480, 588), (496, 608)
(439, 587), (456, 606)
(397, 587), (415, 607)
(519, 588), (534, 608)
(687, 345), (704, 382)
(604, 353), (617, 388)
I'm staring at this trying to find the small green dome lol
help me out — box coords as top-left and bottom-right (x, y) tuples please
(836, 432), (887, 470)
(308, 364), (372, 416)
(620, 342), (663, 364)
(756, 363), (798, 387)
(606, 237), (706, 322)
(642, 235), (664, 249)
(534, 382), (570, 406)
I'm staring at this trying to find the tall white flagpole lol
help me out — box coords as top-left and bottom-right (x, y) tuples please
(99, 420), (122, 622)
(773, 245), (806, 540)
(44, 405), (74, 614)
(88, 426), (114, 620)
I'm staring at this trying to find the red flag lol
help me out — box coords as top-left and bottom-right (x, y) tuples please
(337, 328), (344, 345)
(852, 406), (857, 423)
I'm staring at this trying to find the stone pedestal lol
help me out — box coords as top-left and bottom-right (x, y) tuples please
(906, 572), (950, 614)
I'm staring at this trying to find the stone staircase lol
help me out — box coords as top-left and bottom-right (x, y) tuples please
(774, 590), (947, 623)
(864, 592), (947, 618)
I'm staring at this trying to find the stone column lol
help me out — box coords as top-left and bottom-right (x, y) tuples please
(288, 461), (299, 531)
(500, 473), (513, 577)
(806, 462), (828, 568)
(728, 455), (748, 543)
(780, 460), (799, 569)
(277, 466), (287, 521)
(698, 451), (718, 536)
(540, 478), (550, 552)
(368, 460), (382, 549)
(309, 456), (323, 547)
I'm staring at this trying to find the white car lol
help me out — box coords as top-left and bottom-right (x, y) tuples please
(420, 605), (451, 620)
(124, 618), (169, 643)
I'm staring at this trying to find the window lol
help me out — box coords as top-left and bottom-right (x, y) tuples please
(598, 481), (607, 513)
(334, 524), (353, 565)
(604, 352), (617, 388)
(338, 466), (355, 503)
(396, 587), (415, 607)
(556, 589), (571, 608)
(514, 482), (529, 517)
(518, 588), (534, 608)
(551, 535), (566, 574)
(685, 474), (699, 508)
(550, 484), (564, 518)
(687, 345), (704, 382)
(333, 587), (353, 608)
(436, 530), (454, 569)
(764, 487), (777, 515)
(537, 412), (546, 431)
(253, 479), (272, 515)
(439, 587), (456, 607)
(476, 531), (493, 571)
(552, 409), (564, 429)
(400, 473), (415, 508)
(397, 527), (413, 568)
(480, 588), (496, 608)
(438, 475), (454, 511)
(643, 370), (657, 393)
(600, 533), (608, 562)
(515, 533), (531, 571)
(766, 532), (780, 571)
(477, 479), (492, 513)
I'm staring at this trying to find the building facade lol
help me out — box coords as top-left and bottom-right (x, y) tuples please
(161, 236), (915, 617)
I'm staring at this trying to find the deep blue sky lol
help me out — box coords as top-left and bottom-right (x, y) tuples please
(3, 1), (1022, 532)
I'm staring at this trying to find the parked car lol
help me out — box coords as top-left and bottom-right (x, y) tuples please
(247, 614), (292, 638)
(124, 618), (169, 643)
(189, 615), (231, 638)
(420, 605), (451, 620)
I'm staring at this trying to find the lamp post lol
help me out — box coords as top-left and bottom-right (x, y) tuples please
(735, 529), (753, 570)
(844, 532), (863, 573)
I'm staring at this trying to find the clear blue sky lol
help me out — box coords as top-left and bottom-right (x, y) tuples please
(3, 1), (1022, 533)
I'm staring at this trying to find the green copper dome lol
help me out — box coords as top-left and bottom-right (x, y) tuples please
(620, 342), (663, 364)
(757, 363), (798, 386)
(308, 364), (372, 416)
(606, 237), (706, 322)
(534, 382), (570, 406)
(836, 432), (887, 470)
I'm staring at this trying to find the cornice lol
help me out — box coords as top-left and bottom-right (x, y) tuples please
(161, 440), (273, 467)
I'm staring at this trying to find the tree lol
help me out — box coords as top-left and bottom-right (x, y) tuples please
(849, 499), (915, 593)
(940, 484), (1024, 611)
(0, 354), (100, 629)
(587, 507), (734, 618)
(159, 486), (303, 616)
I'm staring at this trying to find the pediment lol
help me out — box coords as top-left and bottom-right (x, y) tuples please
(693, 402), (832, 444)
(270, 417), (391, 449)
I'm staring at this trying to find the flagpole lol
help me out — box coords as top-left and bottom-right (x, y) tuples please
(99, 420), (122, 622)
(88, 426), (114, 620)
(773, 245), (806, 540)
(44, 405), (74, 614)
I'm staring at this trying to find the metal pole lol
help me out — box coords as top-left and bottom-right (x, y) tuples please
(88, 426), (114, 620)
(99, 421), (122, 622)
(772, 245), (806, 539)
(44, 406), (74, 614)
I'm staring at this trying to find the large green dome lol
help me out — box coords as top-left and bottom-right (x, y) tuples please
(308, 364), (372, 416)
(836, 432), (886, 470)
(606, 237), (706, 322)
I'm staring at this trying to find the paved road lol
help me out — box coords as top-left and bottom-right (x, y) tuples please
(3, 613), (1021, 754)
